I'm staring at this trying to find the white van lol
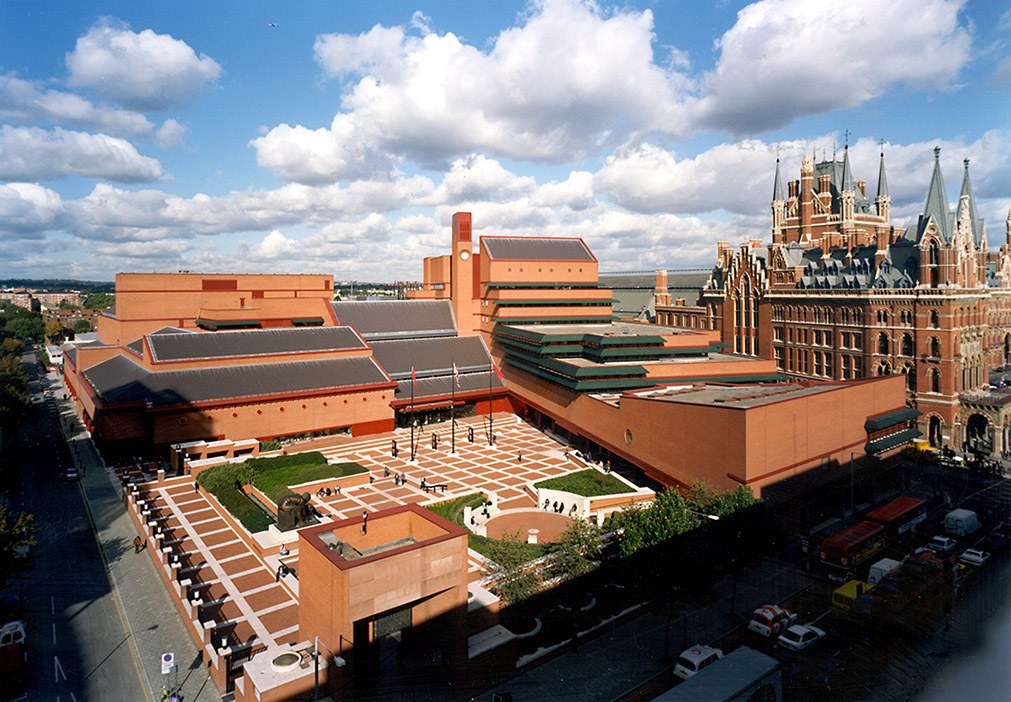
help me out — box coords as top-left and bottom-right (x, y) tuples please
(945, 509), (980, 536)
(868, 557), (902, 586)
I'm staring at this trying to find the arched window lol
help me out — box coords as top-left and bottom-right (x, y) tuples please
(930, 310), (940, 328)
(877, 361), (892, 376)
(901, 333), (914, 357)
(929, 368), (940, 393)
(903, 364), (917, 392)
(929, 336), (941, 358)
(877, 332), (890, 355)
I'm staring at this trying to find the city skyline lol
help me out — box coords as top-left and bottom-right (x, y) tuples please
(1, 0), (1008, 281)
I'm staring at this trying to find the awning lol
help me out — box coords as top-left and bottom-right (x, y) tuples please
(865, 428), (922, 455)
(195, 318), (261, 330)
(864, 406), (921, 431)
(291, 317), (324, 326)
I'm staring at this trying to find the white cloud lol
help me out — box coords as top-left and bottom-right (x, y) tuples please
(531, 171), (595, 210)
(687, 0), (973, 133)
(66, 20), (222, 111)
(430, 155), (536, 203)
(0, 182), (65, 235)
(255, 0), (680, 182)
(0, 73), (154, 136)
(0, 126), (163, 182)
(249, 229), (296, 259)
(155, 119), (187, 148)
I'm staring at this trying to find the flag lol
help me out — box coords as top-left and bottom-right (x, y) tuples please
(453, 361), (460, 388)
(492, 362), (504, 382)
(411, 365), (416, 391)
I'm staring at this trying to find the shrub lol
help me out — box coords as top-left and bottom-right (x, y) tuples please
(534, 470), (628, 497)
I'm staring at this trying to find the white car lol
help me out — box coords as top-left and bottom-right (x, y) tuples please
(927, 535), (958, 554)
(747, 604), (797, 637)
(673, 644), (723, 679)
(959, 548), (991, 566)
(777, 623), (826, 652)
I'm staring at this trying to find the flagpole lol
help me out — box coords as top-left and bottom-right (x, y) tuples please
(410, 367), (416, 461)
(451, 360), (456, 454)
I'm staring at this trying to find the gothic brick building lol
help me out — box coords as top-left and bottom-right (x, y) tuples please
(699, 146), (1011, 454)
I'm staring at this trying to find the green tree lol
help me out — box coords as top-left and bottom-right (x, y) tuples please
(45, 320), (64, 342)
(483, 531), (541, 603)
(1, 338), (23, 356)
(83, 292), (114, 310)
(548, 518), (602, 581)
(72, 319), (93, 334)
(0, 506), (38, 574)
(3, 314), (44, 341)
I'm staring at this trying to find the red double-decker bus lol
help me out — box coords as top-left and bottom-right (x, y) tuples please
(864, 496), (927, 537)
(820, 521), (887, 571)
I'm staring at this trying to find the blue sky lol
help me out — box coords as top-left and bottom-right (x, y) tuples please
(1, 0), (1008, 281)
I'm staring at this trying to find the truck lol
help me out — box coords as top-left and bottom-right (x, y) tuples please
(867, 557), (902, 586)
(945, 509), (980, 536)
(654, 646), (782, 701)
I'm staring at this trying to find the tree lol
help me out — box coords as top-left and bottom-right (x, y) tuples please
(72, 319), (92, 334)
(45, 320), (64, 342)
(549, 518), (602, 581)
(2, 314), (44, 341)
(83, 292), (114, 310)
(483, 531), (541, 603)
(0, 506), (38, 576)
(1, 338), (23, 356)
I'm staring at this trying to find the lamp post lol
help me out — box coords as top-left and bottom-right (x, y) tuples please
(313, 636), (346, 702)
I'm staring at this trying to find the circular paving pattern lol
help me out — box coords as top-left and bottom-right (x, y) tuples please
(485, 510), (574, 543)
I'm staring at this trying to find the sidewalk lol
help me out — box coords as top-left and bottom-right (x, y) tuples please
(54, 373), (224, 702)
(477, 556), (813, 701)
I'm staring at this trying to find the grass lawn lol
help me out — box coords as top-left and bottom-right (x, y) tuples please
(534, 469), (629, 497)
(197, 452), (367, 533)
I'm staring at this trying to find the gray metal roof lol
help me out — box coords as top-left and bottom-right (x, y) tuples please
(85, 354), (390, 407)
(370, 335), (504, 401)
(146, 327), (366, 362)
(331, 300), (456, 340)
(482, 237), (595, 262)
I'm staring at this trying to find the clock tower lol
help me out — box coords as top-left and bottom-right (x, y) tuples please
(451, 212), (477, 335)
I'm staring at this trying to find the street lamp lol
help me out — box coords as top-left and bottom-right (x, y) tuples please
(313, 636), (346, 702)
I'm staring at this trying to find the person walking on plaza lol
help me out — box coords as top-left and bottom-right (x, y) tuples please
(134, 535), (144, 553)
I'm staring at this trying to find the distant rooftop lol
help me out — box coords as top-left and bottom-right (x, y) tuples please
(627, 382), (839, 408)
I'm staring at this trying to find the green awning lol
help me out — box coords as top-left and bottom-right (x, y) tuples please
(864, 406), (922, 431)
(195, 318), (261, 330)
(291, 317), (324, 325)
(866, 428), (922, 455)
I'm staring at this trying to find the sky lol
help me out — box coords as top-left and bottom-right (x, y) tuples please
(1, 0), (1008, 282)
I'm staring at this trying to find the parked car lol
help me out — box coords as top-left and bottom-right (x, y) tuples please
(62, 466), (80, 481)
(674, 645), (723, 680)
(747, 604), (796, 637)
(959, 548), (991, 567)
(926, 535), (958, 555)
(777, 624), (827, 652)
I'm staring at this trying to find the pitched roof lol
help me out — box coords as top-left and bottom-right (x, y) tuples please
(482, 237), (595, 262)
(85, 354), (390, 407)
(919, 146), (951, 241)
(146, 326), (366, 362)
(369, 335), (505, 400)
(331, 300), (457, 340)
(959, 158), (984, 245)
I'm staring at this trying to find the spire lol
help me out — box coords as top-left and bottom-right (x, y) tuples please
(959, 158), (983, 244)
(876, 150), (889, 199)
(922, 146), (950, 239)
(841, 145), (855, 192)
(773, 158), (784, 201)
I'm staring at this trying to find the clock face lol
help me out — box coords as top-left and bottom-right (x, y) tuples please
(460, 250), (471, 260)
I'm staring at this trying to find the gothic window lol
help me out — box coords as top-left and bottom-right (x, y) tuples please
(930, 310), (940, 328)
(877, 332), (890, 355)
(903, 364), (917, 392)
(929, 336), (941, 358)
(901, 333), (914, 357)
(877, 361), (892, 376)
(929, 368), (940, 393)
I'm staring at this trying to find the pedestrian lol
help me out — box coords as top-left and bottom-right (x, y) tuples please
(517, 450), (523, 463)
(401, 472), (407, 485)
(133, 535), (143, 553)
(362, 510), (368, 534)
(394, 474), (400, 486)
(384, 466), (390, 478)
(336, 485), (341, 494)
(194, 481), (200, 493)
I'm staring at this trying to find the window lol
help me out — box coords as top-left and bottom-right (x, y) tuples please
(929, 336), (941, 358)
(901, 333), (914, 357)
(842, 355), (852, 380)
(929, 368), (940, 393)
(931, 310), (940, 328)
(877, 332), (889, 355)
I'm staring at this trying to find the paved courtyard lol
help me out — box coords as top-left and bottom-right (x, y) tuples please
(115, 413), (599, 667)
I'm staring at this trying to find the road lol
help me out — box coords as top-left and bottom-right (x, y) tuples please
(1, 352), (147, 702)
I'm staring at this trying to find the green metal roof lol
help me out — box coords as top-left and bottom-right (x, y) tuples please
(866, 428), (922, 455)
(291, 317), (325, 325)
(194, 318), (262, 330)
(864, 406), (921, 431)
